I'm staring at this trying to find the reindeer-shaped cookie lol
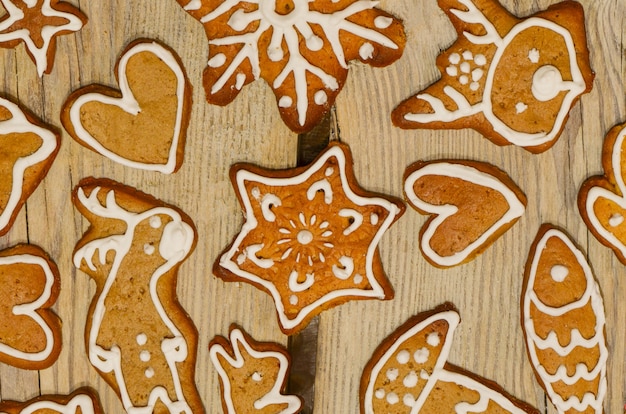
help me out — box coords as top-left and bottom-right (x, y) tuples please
(72, 178), (203, 414)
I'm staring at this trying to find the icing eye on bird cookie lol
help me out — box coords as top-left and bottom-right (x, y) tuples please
(392, 0), (593, 153)
(214, 142), (405, 335)
(176, 0), (405, 133)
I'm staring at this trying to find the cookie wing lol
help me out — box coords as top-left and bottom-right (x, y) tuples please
(522, 225), (607, 413)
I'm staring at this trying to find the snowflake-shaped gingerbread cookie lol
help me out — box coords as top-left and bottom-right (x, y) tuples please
(215, 142), (405, 334)
(177, 0), (405, 133)
(392, 0), (593, 153)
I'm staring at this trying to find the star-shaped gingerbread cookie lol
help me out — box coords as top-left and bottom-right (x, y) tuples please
(215, 142), (405, 334)
(0, 0), (86, 76)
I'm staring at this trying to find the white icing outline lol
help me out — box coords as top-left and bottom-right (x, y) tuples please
(6, 393), (96, 414)
(522, 228), (607, 413)
(198, 0), (399, 126)
(404, 162), (525, 267)
(584, 126), (626, 260)
(0, 253), (57, 362)
(403, 0), (586, 148)
(363, 310), (532, 414)
(0, 97), (58, 233)
(67, 41), (187, 173)
(219, 145), (401, 331)
(73, 185), (196, 413)
(0, 0), (84, 76)
(209, 328), (302, 413)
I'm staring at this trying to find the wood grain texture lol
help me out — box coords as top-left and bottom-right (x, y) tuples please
(0, 0), (622, 413)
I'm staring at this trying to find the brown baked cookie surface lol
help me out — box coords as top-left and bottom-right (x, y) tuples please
(176, 0), (405, 133)
(61, 39), (192, 174)
(361, 304), (539, 414)
(215, 142), (405, 335)
(392, 0), (593, 153)
(72, 178), (203, 413)
(0, 387), (103, 414)
(522, 225), (607, 413)
(209, 325), (303, 413)
(0, 244), (61, 370)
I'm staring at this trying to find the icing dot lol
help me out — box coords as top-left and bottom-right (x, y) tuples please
(386, 392), (399, 405)
(460, 62), (470, 73)
(140, 350), (151, 362)
(550, 264), (569, 282)
(314, 90), (328, 105)
(236, 253), (246, 265)
(459, 75), (469, 85)
(144, 243), (155, 255)
(374, 16), (393, 29)
(462, 50), (473, 60)
(297, 230), (314, 245)
(149, 216), (162, 229)
(319, 252), (325, 262)
(414, 347), (429, 363)
(516, 102), (528, 114)
(278, 96), (292, 108)
(426, 332), (440, 346)
(251, 187), (261, 199)
(359, 42), (375, 60)
(609, 213), (624, 227)
(471, 68), (483, 81)
(531, 65), (564, 102)
(325, 167), (334, 176)
(208, 53), (226, 68)
(353, 273), (363, 284)
(396, 350), (410, 364)
(449, 53), (460, 64)
(386, 368), (399, 381)
(403, 371), (418, 388)
(469, 82), (480, 91)
(145, 367), (155, 378)
(252, 372), (262, 381)
(136, 334), (147, 345)
(289, 295), (298, 305)
(528, 48), (540, 63)
(306, 35), (323, 51)
(374, 389), (385, 399)
(474, 54), (486, 66)
(370, 214), (379, 225)
(403, 393), (416, 407)
(235, 73), (246, 90)
(420, 369), (430, 379)
(445, 66), (458, 77)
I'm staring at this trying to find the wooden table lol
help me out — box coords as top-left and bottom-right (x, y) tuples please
(0, 0), (623, 412)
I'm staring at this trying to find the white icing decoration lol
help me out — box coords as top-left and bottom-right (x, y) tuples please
(363, 311), (534, 414)
(550, 264), (569, 282)
(0, 98), (58, 233)
(219, 146), (402, 331)
(208, 53), (227, 67)
(325, 167), (334, 176)
(528, 48), (540, 63)
(414, 347), (429, 363)
(609, 213), (624, 227)
(469, 82), (479, 91)
(0, 254), (57, 362)
(339, 208), (363, 235)
(296, 230), (313, 245)
(252, 372), (262, 381)
(404, 162), (525, 266)
(515, 102), (528, 113)
(471, 68), (483, 81)
(386, 392), (399, 405)
(67, 42), (188, 173)
(251, 187), (261, 199)
(396, 349), (410, 364)
(531, 65), (566, 102)
(462, 50), (473, 60)
(446, 65), (458, 77)
(374, 15), (393, 29)
(150, 216), (162, 228)
(374, 389), (385, 399)
(244, 244), (275, 268)
(459, 75), (469, 85)
(307, 179), (333, 203)
(235, 73), (247, 90)
(289, 295), (298, 305)
(460, 61), (470, 73)
(353, 273), (363, 284)
(403, 1), (587, 148)
(403, 371), (418, 388)
(314, 90), (328, 105)
(449, 53), (460, 64)
(386, 368), (399, 381)
(209, 328), (302, 413)
(261, 193), (281, 222)
(332, 256), (354, 280)
(140, 350), (151, 362)
(288, 270), (314, 292)
(0, 0), (84, 76)
(279, 96), (293, 108)
(144, 243), (155, 255)
(426, 332), (440, 347)
(183, 0), (201, 10)
(359, 42), (375, 60)
(523, 228), (607, 413)
(73, 186), (196, 413)
(14, 393), (97, 414)
(200, 0), (399, 126)
(145, 367), (155, 378)
(403, 393), (415, 407)
(370, 214), (378, 225)
(474, 53), (486, 66)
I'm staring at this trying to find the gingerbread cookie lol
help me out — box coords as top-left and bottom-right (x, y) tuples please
(176, 0), (405, 133)
(210, 325), (303, 413)
(0, 0), (86, 76)
(215, 142), (405, 335)
(0, 96), (60, 236)
(578, 122), (626, 264)
(0, 244), (61, 370)
(404, 160), (526, 267)
(522, 225), (607, 413)
(361, 304), (539, 413)
(391, 0), (593, 153)
(0, 387), (103, 414)
(61, 39), (192, 173)
(72, 178), (203, 413)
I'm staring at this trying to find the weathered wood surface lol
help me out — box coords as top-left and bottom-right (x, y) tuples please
(0, 0), (623, 413)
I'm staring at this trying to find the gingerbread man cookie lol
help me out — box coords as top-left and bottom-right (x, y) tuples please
(215, 142), (405, 334)
(392, 0), (593, 153)
(72, 178), (203, 413)
(176, 0), (405, 133)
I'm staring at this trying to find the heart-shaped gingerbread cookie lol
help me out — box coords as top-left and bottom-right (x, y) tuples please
(61, 39), (191, 174)
(404, 160), (526, 267)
